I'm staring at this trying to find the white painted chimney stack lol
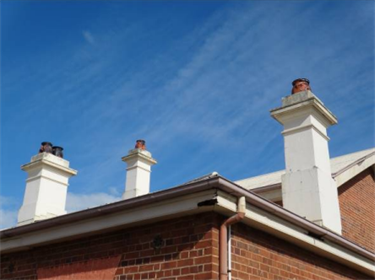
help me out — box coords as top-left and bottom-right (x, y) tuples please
(18, 144), (77, 226)
(271, 84), (342, 234)
(122, 140), (157, 199)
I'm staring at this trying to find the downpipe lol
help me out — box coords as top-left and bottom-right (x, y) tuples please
(219, 196), (246, 280)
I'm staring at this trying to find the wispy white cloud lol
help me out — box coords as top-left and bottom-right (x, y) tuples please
(0, 192), (120, 229)
(66, 191), (120, 213)
(0, 195), (19, 207)
(48, 1), (372, 191)
(0, 209), (17, 229)
(0, 196), (19, 229)
(0, 209), (18, 230)
(83, 30), (95, 45)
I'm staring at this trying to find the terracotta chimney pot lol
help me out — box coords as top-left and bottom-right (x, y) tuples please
(291, 78), (311, 94)
(135, 140), (146, 150)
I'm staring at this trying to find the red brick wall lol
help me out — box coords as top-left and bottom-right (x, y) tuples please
(0, 212), (220, 280)
(338, 167), (375, 252)
(1, 210), (372, 280)
(230, 223), (371, 280)
(37, 255), (121, 280)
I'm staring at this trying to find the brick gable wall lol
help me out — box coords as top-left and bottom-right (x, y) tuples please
(338, 167), (375, 253)
(230, 223), (371, 280)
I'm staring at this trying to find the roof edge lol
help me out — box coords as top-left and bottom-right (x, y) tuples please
(1, 174), (374, 263)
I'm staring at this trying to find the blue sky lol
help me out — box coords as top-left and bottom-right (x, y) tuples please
(1, 1), (374, 229)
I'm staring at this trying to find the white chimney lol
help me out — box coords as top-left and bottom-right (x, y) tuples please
(18, 144), (77, 226)
(271, 87), (342, 234)
(122, 140), (157, 199)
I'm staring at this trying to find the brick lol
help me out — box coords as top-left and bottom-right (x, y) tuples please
(339, 168), (375, 252)
(194, 240), (212, 249)
(139, 264), (153, 272)
(194, 256), (211, 265)
(172, 268), (181, 276)
(163, 261), (177, 270)
(194, 272), (213, 279)
(177, 276), (194, 280)
(177, 259), (193, 267)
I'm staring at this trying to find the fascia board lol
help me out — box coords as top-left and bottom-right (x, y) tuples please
(215, 190), (237, 213)
(334, 154), (375, 186)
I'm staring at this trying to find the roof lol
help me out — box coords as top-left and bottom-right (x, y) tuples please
(1, 173), (374, 276)
(235, 147), (375, 192)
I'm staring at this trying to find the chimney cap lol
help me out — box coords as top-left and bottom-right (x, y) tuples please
(292, 78), (310, 86)
(39, 142), (53, 153)
(291, 78), (311, 94)
(41, 141), (53, 146)
(52, 146), (64, 158)
(135, 139), (146, 150)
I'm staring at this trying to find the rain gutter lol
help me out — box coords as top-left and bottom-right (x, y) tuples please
(1, 175), (374, 263)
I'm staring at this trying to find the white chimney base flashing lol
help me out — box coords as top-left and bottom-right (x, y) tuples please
(122, 188), (148, 200)
(122, 167), (152, 199)
(282, 167), (342, 234)
(17, 211), (64, 226)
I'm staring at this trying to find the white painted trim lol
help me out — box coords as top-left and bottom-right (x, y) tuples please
(21, 158), (77, 176)
(282, 124), (330, 141)
(271, 91), (338, 126)
(121, 150), (157, 165)
(25, 175), (69, 186)
(216, 190), (237, 212)
(126, 165), (152, 172)
(334, 155), (375, 186)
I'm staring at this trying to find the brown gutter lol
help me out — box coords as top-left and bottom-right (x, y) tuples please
(1, 175), (374, 263)
(220, 196), (246, 280)
(0, 175), (222, 238)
